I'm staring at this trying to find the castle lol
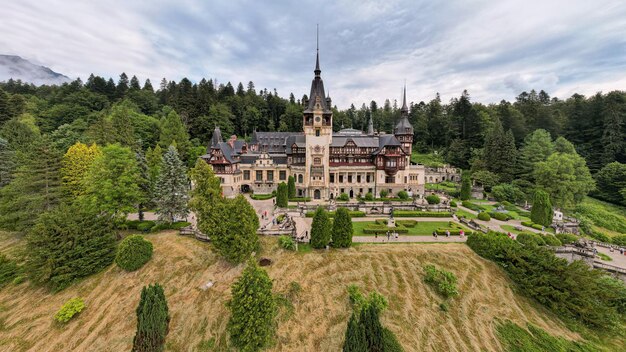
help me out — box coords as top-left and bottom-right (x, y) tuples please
(202, 46), (426, 200)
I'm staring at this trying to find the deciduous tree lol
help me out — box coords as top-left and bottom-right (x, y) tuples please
(60, 142), (101, 198)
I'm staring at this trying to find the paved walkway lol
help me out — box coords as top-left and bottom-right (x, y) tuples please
(596, 246), (626, 269)
(353, 235), (467, 243)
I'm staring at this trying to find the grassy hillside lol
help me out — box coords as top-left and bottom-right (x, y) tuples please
(0, 231), (602, 351)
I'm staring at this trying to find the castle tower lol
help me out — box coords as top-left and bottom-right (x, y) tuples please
(394, 85), (413, 157)
(302, 28), (332, 200)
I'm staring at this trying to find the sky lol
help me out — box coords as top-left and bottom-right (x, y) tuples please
(2, 0), (626, 108)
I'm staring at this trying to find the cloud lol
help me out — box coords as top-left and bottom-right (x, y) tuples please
(1, 0), (625, 108)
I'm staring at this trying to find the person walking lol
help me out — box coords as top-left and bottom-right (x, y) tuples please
(387, 231), (390, 241)
(459, 229), (464, 238)
(446, 229), (450, 238)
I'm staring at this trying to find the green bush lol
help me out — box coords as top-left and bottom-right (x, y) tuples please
(276, 182), (288, 207)
(397, 191), (409, 200)
(517, 233), (546, 247)
(115, 235), (154, 271)
(531, 223), (544, 231)
(289, 197), (310, 202)
(556, 233), (579, 245)
(425, 194), (441, 204)
(278, 235), (296, 251)
(382, 328), (404, 352)
(542, 234), (562, 246)
(337, 193), (350, 201)
(250, 193), (274, 200)
(0, 254), (19, 287)
(379, 189), (389, 198)
(397, 220), (417, 228)
(136, 221), (156, 232)
(364, 192), (374, 201)
(423, 265), (458, 298)
(489, 212), (511, 221)
(477, 212), (491, 221)
(55, 298), (85, 323)
(449, 200), (457, 207)
(393, 211), (452, 217)
(521, 221), (533, 227)
(575, 201), (626, 233)
(612, 235), (626, 246)
(462, 201), (485, 212)
(530, 190), (553, 227)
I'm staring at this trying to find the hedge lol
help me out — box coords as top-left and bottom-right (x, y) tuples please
(250, 193), (275, 200)
(477, 212), (491, 221)
(125, 220), (190, 233)
(449, 201), (457, 207)
(363, 224), (409, 234)
(115, 235), (154, 271)
(305, 210), (366, 218)
(393, 211), (452, 217)
(462, 201), (485, 212)
(374, 219), (418, 228)
(520, 221), (545, 230)
(488, 212), (511, 221)
(289, 197), (311, 202)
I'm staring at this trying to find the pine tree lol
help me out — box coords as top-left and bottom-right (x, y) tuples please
(154, 146), (189, 223)
(116, 72), (129, 99)
(132, 283), (170, 352)
(460, 171), (471, 201)
(26, 203), (116, 291)
(287, 176), (296, 199)
(361, 304), (385, 352)
(343, 312), (367, 352)
(228, 260), (277, 352)
(0, 89), (9, 126)
(531, 190), (553, 226)
(594, 162), (626, 205)
(332, 207), (353, 248)
(310, 207), (331, 249)
(276, 182), (288, 207)
(483, 118), (517, 182)
(0, 137), (15, 187)
(60, 142), (101, 198)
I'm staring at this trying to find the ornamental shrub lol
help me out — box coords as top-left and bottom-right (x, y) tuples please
(489, 212), (510, 221)
(332, 207), (353, 248)
(55, 297), (85, 323)
(556, 233), (579, 245)
(425, 194), (441, 204)
(337, 193), (350, 201)
(397, 191), (409, 200)
(517, 233), (546, 247)
(460, 171), (471, 200)
(379, 189), (389, 198)
(423, 265), (458, 298)
(278, 235), (296, 251)
(477, 212), (491, 221)
(364, 192), (374, 201)
(450, 200), (457, 207)
(132, 283), (169, 352)
(543, 234), (562, 246)
(116, 235), (153, 271)
(530, 190), (553, 226)
(310, 207), (331, 249)
(276, 182), (288, 207)
(287, 176), (296, 199)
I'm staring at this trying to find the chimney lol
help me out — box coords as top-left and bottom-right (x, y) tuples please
(228, 135), (236, 148)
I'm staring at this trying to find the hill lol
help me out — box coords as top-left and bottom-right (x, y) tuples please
(0, 231), (594, 351)
(0, 55), (70, 85)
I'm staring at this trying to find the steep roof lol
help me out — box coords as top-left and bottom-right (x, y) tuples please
(394, 85), (414, 135)
(304, 40), (332, 113)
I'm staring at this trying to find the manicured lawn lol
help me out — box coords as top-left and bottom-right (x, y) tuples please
(454, 209), (476, 219)
(410, 151), (445, 167)
(500, 225), (526, 235)
(352, 221), (454, 236)
(425, 183), (458, 193)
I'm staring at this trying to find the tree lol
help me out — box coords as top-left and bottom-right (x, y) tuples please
(460, 171), (471, 200)
(0, 137), (15, 187)
(276, 182), (288, 207)
(594, 162), (626, 205)
(60, 142), (101, 198)
(109, 101), (137, 147)
(342, 313), (367, 352)
(310, 207), (331, 249)
(228, 260), (277, 352)
(154, 146), (189, 223)
(332, 207), (353, 248)
(491, 184), (526, 203)
(483, 118), (517, 182)
(214, 196), (260, 263)
(159, 110), (191, 160)
(471, 170), (499, 191)
(534, 141), (595, 209)
(517, 129), (554, 185)
(146, 144), (163, 204)
(82, 144), (141, 223)
(361, 304), (384, 352)
(287, 176), (296, 199)
(531, 190), (553, 226)
(132, 283), (170, 352)
(26, 203), (116, 291)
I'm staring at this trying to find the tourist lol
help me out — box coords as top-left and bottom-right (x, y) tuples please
(432, 230), (438, 239)
(387, 231), (390, 241)
(445, 229), (450, 238)
(459, 230), (464, 238)
(375, 232), (378, 239)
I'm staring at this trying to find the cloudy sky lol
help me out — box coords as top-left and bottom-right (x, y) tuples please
(2, 0), (626, 108)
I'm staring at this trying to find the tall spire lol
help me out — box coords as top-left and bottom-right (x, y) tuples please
(400, 83), (408, 114)
(314, 24), (321, 77)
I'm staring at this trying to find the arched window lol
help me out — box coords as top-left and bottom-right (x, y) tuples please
(298, 174), (303, 183)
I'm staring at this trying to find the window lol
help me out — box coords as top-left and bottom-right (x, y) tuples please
(357, 175), (361, 183)
(256, 171), (263, 181)
(315, 129), (320, 137)
(330, 173), (335, 183)
(279, 170), (286, 181)
(385, 176), (395, 184)
(243, 170), (250, 180)
(348, 174), (352, 183)
(339, 174), (344, 183)
(298, 174), (303, 183)
(267, 170), (274, 181)
(366, 174), (371, 183)
(314, 157), (321, 165)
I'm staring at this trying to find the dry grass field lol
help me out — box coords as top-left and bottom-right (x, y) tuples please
(0, 231), (585, 352)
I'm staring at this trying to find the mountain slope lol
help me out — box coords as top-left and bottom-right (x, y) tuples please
(0, 55), (70, 85)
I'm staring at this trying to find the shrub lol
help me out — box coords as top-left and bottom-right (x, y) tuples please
(363, 224), (409, 234)
(287, 176), (296, 199)
(397, 220), (417, 228)
(423, 265), (458, 298)
(461, 201), (485, 212)
(613, 235), (626, 246)
(364, 192), (374, 201)
(425, 194), (441, 205)
(530, 190), (553, 226)
(0, 254), (19, 288)
(337, 193), (350, 201)
(517, 233), (546, 247)
(397, 191), (409, 200)
(521, 221), (533, 227)
(250, 193), (274, 200)
(449, 200), (457, 207)
(556, 233), (579, 245)
(332, 207), (353, 248)
(477, 212), (491, 221)
(543, 234), (562, 246)
(276, 182), (288, 207)
(379, 189), (389, 198)
(133, 283), (169, 351)
(55, 298), (85, 323)
(382, 328), (404, 352)
(136, 221), (156, 232)
(489, 212), (511, 221)
(289, 197), (310, 202)
(310, 207), (331, 249)
(115, 235), (154, 271)
(491, 183), (526, 203)
(531, 223), (544, 231)
(306, 210), (366, 218)
(278, 235), (296, 251)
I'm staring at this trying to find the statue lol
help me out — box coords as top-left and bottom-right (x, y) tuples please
(389, 206), (394, 219)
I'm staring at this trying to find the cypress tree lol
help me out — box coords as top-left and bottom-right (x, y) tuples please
(361, 304), (384, 352)
(287, 176), (296, 199)
(310, 207), (331, 249)
(228, 260), (277, 352)
(342, 312), (367, 352)
(332, 207), (353, 248)
(154, 146), (189, 223)
(531, 190), (553, 226)
(460, 171), (471, 201)
(132, 283), (170, 352)
(276, 182), (288, 207)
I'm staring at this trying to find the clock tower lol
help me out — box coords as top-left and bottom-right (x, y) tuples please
(302, 34), (332, 200)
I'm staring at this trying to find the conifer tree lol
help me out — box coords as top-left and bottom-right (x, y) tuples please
(361, 304), (384, 352)
(135, 150), (151, 221)
(146, 145), (163, 203)
(310, 207), (331, 249)
(26, 203), (116, 291)
(287, 176), (296, 199)
(189, 159), (224, 235)
(159, 110), (191, 161)
(460, 171), (471, 201)
(483, 118), (517, 182)
(530, 190), (553, 226)
(109, 101), (137, 148)
(332, 207), (353, 248)
(343, 312), (367, 352)
(154, 146), (189, 223)
(0, 137), (15, 187)
(228, 260), (277, 352)
(517, 129), (554, 186)
(132, 283), (170, 352)
(276, 182), (288, 207)
(60, 142), (101, 198)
